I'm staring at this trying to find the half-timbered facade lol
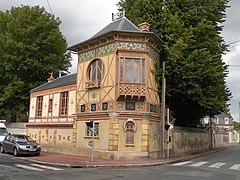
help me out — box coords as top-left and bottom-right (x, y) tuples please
(27, 17), (169, 159)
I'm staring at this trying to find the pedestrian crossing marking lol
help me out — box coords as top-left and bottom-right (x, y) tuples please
(31, 164), (63, 171)
(190, 161), (208, 167)
(15, 164), (44, 171)
(209, 163), (226, 168)
(172, 161), (193, 166)
(230, 164), (240, 170)
(172, 161), (240, 171)
(0, 164), (24, 171)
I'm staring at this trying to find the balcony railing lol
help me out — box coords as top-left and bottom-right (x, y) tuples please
(86, 81), (101, 89)
(118, 83), (146, 99)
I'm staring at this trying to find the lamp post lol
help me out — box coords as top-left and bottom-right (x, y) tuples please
(161, 61), (166, 159)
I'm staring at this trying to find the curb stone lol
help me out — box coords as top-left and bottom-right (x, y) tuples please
(17, 146), (238, 168)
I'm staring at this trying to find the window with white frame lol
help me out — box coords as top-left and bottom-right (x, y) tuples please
(224, 117), (229, 125)
(60, 91), (68, 116)
(36, 96), (43, 117)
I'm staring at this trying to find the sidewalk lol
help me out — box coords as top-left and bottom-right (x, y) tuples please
(18, 147), (230, 168)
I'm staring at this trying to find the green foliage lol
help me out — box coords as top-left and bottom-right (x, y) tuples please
(0, 6), (72, 116)
(233, 121), (240, 132)
(118, 0), (231, 127)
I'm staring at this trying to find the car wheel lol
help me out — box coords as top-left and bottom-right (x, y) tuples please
(35, 152), (40, 156)
(0, 145), (4, 153)
(13, 148), (19, 157)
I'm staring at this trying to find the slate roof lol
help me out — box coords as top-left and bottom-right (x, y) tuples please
(91, 17), (141, 39)
(30, 73), (76, 93)
(68, 17), (163, 51)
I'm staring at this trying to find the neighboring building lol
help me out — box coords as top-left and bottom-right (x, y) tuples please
(201, 112), (234, 132)
(27, 17), (169, 159)
(27, 74), (76, 149)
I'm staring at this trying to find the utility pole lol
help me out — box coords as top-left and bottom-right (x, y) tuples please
(91, 121), (95, 162)
(166, 108), (170, 159)
(239, 102), (240, 122)
(161, 61), (166, 159)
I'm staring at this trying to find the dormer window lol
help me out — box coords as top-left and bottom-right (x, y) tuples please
(86, 59), (104, 89)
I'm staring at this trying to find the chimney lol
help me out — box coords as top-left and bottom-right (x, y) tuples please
(138, 22), (150, 32)
(47, 71), (54, 82)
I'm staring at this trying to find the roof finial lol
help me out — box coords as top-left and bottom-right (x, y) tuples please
(112, 10), (125, 21)
(47, 71), (54, 82)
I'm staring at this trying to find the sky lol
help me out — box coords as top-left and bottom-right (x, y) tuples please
(0, 0), (239, 122)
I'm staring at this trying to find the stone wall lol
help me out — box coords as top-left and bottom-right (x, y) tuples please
(6, 123), (27, 135)
(174, 126), (210, 154)
(174, 126), (240, 155)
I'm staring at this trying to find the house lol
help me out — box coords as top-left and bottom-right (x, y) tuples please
(201, 112), (234, 132)
(27, 17), (169, 159)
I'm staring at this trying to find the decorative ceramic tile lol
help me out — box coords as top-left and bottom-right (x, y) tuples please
(118, 42), (145, 51)
(96, 43), (116, 56)
(79, 50), (95, 62)
(88, 89), (100, 102)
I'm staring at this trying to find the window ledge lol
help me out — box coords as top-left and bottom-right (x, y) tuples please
(84, 136), (99, 139)
(125, 144), (135, 147)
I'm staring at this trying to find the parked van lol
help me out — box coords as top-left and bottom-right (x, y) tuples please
(0, 120), (8, 144)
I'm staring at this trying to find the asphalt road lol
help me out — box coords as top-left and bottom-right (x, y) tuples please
(0, 146), (240, 180)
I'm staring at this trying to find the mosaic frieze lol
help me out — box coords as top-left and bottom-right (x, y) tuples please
(117, 102), (125, 111)
(118, 42), (145, 51)
(79, 50), (95, 62)
(96, 43), (116, 56)
(136, 102), (144, 110)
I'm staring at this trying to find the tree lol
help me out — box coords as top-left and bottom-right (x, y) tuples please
(233, 121), (240, 132)
(118, 0), (231, 127)
(0, 6), (72, 120)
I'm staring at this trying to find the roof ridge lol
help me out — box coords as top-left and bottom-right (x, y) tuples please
(30, 73), (76, 92)
(117, 18), (125, 30)
(124, 17), (140, 31)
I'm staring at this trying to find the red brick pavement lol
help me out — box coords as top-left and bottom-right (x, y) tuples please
(18, 147), (231, 168)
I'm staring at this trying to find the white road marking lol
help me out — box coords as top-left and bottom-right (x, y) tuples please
(209, 163), (226, 168)
(15, 164), (44, 171)
(190, 161), (208, 167)
(230, 164), (240, 170)
(31, 164), (63, 171)
(172, 161), (193, 166)
(0, 164), (24, 171)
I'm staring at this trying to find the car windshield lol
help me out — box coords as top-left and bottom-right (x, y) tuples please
(0, 128), (7, 135)
(16, 136), (35, 143)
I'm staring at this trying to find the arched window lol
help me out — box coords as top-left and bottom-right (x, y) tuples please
(124, 119), (137, 145)
(88, 59), (103, 81)
(87, 59), (104, 88)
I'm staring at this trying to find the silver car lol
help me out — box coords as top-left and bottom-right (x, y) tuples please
(0, 134), (41, 156)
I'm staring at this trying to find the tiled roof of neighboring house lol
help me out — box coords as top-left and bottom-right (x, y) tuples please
(68, 17), (163, 51)
(30, 73), (77, 93)
(215, 112), (232, 120)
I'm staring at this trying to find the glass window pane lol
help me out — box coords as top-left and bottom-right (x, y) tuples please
(92, 61), (96, 80)
(133, 59), (140, 83)
(126, 102), (135, 110)
(120, 58), (124, 82)
(97, 60), (102, 80)
(126, 59), (132, 82)
(142, 59), (145, 83)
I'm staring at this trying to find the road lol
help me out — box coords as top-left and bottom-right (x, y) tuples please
(0, 146), (240, 180)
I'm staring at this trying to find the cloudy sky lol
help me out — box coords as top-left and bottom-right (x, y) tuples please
(0, 0), (239, 121)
